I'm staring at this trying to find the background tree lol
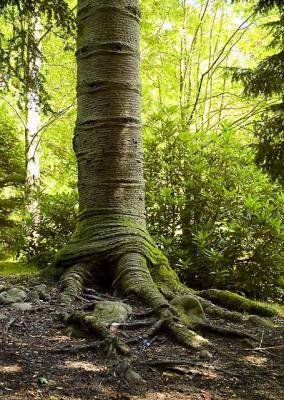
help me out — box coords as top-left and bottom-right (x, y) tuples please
(0, 105), (25, 254)
(232, 0), (284, 183)
(0, 0), (76, 255)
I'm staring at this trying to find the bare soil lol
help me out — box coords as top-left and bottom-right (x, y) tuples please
(0, 276), (283, 400)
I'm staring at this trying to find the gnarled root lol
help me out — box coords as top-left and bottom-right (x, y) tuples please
(60, 263), (92, 305)
(198, 289), (276, 317)
(59, 250), (278, 356)
(67, 311), (130, 355)
(115, 252), (208, 352)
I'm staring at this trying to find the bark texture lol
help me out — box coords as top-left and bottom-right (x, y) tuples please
(57, 0), (151, 267)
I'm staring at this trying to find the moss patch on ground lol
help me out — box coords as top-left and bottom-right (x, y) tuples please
(0, 260), (39, 277)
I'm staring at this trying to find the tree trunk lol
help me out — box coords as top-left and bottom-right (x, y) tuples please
(57, 0), (192, 332)
(57, 0), (151, 268)
(76, 0), (144, 221)
(25, 16), (41, 228)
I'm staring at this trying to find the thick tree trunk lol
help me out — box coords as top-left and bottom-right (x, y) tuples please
(57, 0), (187, 328)
(58, 2), (190, 321)
(76, 0), (144, 219)
(57, 0), (149, 268)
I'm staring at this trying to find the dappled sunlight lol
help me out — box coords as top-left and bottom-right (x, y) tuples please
(242, 354), (268, 367)
(49, 335), (73, 343)
(0, 364), (22, 373)
(142, 388), (219, 400)
(0, 261), (39, 277)
(63, 360), (102, 373)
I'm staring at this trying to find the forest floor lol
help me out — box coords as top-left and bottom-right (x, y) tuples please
(0, 265), (284, 400)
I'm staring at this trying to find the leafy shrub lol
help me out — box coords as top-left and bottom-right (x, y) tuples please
(14, 191), (78, 266)
(0, 106), (25, 255)
(144, 110), (284, 301)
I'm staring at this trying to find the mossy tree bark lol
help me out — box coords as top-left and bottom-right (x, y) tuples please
(58, 0), (162, 286)
(57, 0), (278, 353)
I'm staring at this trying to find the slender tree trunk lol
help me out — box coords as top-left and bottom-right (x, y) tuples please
(25, 16), (41, 228)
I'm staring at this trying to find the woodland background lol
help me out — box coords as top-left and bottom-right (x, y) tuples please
(1, 0), (283, 302)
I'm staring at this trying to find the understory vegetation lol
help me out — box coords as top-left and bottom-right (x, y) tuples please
(0, 0), (283, 303)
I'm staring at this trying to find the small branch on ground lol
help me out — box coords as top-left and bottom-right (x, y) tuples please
(109, 319), (156, 331)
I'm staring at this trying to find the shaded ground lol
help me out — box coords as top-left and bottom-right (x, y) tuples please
(0, 274), (283, 400)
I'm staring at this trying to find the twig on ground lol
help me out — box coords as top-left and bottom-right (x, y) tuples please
(245, 344), (284, 351)
(109, 319), (156, 331)
(258, 329), (265, 348)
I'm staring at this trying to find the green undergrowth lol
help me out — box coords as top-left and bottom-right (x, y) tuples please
(269, 302), (284, 318)
(0, 260), (40, 277)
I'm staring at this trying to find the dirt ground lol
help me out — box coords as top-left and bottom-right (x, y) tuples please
(0, 275), (283, 400)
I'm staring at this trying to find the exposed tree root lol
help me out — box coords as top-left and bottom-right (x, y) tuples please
(60, 263), (92, 305)
(198, 289), (277, 317)
(197, 322), (258, 342)
(136, 358), (238, 378)
(67, 311), (131, 355)
(110, 319), (156, 330)
(115, 252), (208, 351)
(57, 221), (279, 356)
(3, 317), (17, 334)
(138, 358), (206, 368)
(195, 297), (272, 327)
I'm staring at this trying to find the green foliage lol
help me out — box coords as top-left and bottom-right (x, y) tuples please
(231, 0), (284, 183)
(0, 0), (283, 305)
(0, 107), (24, 253)
(254, 112), (284, 185)
(14, 191), (78, 266)
(0, 260), (39, 276)
(144, 113), (284, 301)
(0, 0), (76, 107)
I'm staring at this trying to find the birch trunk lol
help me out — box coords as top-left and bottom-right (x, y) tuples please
(25, 16), (41, 228)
